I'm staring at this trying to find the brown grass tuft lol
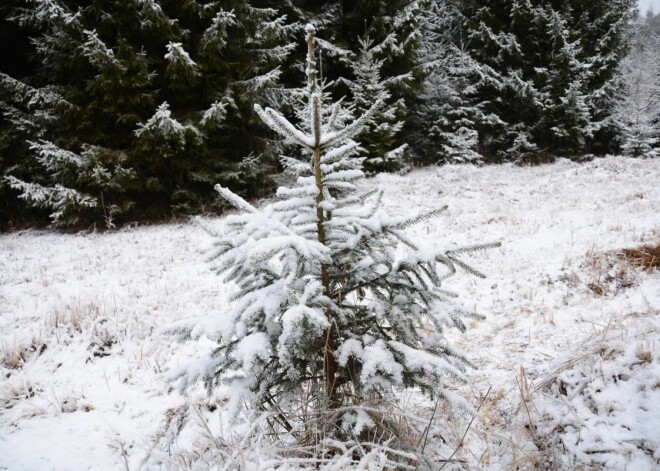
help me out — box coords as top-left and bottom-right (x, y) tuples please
(618, 242), (660, 272)
(585, 241), (660, 296)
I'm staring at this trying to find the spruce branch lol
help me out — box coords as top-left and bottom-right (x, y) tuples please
(254, 104), (312, 148)
(445, 241), (502, 256)
(440, 255), (487, 279)
(385, 206), (449, 230)
(322, 142), (360, 164)
(319, 99), (384, 149)
(214, 184), (257, 213)
(326, 99), (347, 131)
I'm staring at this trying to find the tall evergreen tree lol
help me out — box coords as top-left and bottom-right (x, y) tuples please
(535, 8), (591, 155)
(346, 34), (409, 172)
(413, 0), (495, 163)
(452, 0), (528, 159)
(454, 0), (635, 160)
(424, 42), (502, 163)
(611, 32), (660, 157)
(2, 0), (293, 226)
(557, 0), (636, 152)
(284, 0), (426, 166)
(0, 0), (41, 229)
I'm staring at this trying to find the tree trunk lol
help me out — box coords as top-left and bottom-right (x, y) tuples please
(308, 23), (339, 408)
(313, 141), (339, 407)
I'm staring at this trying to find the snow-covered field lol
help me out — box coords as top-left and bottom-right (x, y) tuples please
(1, 156), (659, 470)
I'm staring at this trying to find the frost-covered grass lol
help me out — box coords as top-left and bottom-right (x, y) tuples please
(1, 156), (660, 470)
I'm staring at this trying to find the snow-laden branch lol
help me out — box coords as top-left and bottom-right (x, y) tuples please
(319, 99), (383, 149)
(254, 104), (314, 148)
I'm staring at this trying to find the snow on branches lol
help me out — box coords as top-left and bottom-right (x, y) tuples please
(174, 24), (498, 458)
(611, 33), (660, 157)
(134, 102), (202, 148)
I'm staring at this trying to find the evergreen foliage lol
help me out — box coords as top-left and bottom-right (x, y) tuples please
(424, 43), (499, 163)
(282, 0), (425, 167)
(0, 0), (646, 227)
(346, 34), (409, 172)
(2, 0), (292, 226)
(611, 32), (660, 157)
(0, 0), (37, 229)
(451, 0), (635, 161)
(173, 26), (497, 458)
(565, 0), (637, 152)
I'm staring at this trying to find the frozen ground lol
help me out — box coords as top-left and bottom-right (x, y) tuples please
(1, 156), (659, 470)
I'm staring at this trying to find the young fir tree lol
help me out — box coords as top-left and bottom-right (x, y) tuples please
(174, 25), (497, 459)
(611, 33), (660, 157)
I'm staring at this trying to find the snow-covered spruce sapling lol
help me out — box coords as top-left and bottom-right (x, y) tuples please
(177, 25), (498, 442)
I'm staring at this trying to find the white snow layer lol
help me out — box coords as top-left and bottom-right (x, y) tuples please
(1, 156), (659, 470)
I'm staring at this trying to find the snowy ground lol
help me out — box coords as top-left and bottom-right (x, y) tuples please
(1, 156), (659, 470)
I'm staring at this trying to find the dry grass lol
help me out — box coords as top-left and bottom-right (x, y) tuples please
(0, 377), (41, 410)
(45, 302), (119, 357)
(1, 336), (47, 370)
(585, 241), (660, 296)
(2, 348), (24, 370)
(147, 385), (476, 470)
(47, 302), (103, 333)
(618, 242), (660, 271)
(634, 342), (653, 365)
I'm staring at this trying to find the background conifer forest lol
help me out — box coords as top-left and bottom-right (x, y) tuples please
(1, 0), (658, 229)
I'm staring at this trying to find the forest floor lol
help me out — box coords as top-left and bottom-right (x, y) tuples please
(1, 156), (659, 470)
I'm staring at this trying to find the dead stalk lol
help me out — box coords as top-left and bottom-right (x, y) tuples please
(439, 385), (492, 470)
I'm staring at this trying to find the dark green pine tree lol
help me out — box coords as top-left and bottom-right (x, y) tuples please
(425, 44), (495, 164)
(534, 8), (591, 155)
(452, 0), (635, 160)
(284, 0), (426, 168)
(132, 0), (294, 216)
(0, 0), (40, 229)
(3, 0), (139, 227)
(455, 0), (538, 160)
(2, 0), (293, 227)
(346, 34), (409, 172)
(413, 0), (500, 164)
(555, 0), (635, 154)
